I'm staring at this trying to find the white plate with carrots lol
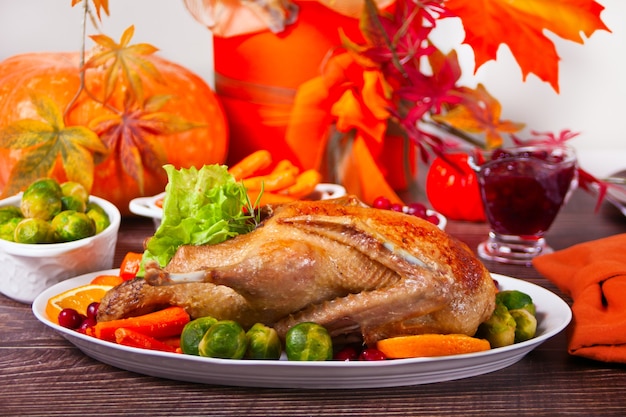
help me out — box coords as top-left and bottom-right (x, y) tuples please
(32, 270), (571, 389)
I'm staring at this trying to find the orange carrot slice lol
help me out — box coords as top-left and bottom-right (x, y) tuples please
(242, 160), (299, 191)
(114, 328), (178, 353)
(89, 306), (190, 342)
(376, 334), (491, 358)
(279, 169), (322, 198)
(228, 150), (273, 180)
(90, 275), (124, 286)
(119, 252), (144, 281)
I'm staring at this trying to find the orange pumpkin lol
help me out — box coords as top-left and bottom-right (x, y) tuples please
(0, 52), (228, 214)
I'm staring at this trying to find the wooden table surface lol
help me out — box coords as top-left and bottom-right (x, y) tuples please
(2, 189), (626, 416)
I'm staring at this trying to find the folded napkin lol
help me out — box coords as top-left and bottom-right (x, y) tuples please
(533, 233), (626, 363)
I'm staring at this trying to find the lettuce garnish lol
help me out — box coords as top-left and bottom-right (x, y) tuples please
(141, 164), (255, 271)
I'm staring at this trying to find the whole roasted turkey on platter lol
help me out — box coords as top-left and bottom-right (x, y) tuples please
(98, 196), (496, 345)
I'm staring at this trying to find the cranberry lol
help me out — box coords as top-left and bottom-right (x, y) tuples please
(372, 196), (391, 210)
(58, 308), (86, 330)
(334, 345), (360, 361)
(86, 302), (100, 320)
(372, 196), (441, 227)
(426, 214), (440, 225)
(406, 202), (427, 219)
(77, 317), (97, 334)
(389, 203), (404, 212)
(359, 348), (387, 361)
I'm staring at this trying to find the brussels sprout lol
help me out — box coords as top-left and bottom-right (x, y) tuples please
(0, 217), (22, 242)
(61, 195), (87, 213)
(20, 178), (63, 220)
(510, 308), (538, 343)
(61, 181), (89, 203)
(14, 218), (55, 244)
(245, 323), (282, 360)
(0, 206), (23, 224)
(180, 316), (218, 356)
(51, 210), (96, 242)
(285, 322), (333, 361)
(198, 320), (248, 359)
(476, 303), (517, 348)
(496, 290), (536, 315)
(86, 202), (111, 234)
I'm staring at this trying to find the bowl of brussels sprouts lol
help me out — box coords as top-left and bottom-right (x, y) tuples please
(0, 179), (121, 304)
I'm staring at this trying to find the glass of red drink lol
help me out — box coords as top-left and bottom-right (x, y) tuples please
(471, 145), (578, 265)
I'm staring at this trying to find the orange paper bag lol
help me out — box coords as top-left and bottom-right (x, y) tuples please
(533, 233), (626, 363)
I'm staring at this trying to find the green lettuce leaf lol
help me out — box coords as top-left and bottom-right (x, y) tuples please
(141, 164), (255, 272)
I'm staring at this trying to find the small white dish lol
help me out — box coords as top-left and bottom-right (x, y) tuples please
(129, 183), (348, 229)
(0, 194), (121, 304)
(33, 272), (570, 389)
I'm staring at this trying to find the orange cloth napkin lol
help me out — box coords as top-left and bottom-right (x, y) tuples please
(533, 233), (626, 363)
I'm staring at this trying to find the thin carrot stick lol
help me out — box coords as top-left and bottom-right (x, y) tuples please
(279, 169), (322, 198)
(242, 160), (299, 191)
(228, 150), (273, 180)
(89, 306), (190, 342)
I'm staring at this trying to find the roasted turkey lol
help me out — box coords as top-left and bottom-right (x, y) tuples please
(98, 196), (496, 345)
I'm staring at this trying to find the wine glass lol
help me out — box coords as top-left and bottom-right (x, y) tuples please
(470, 145), (578, 265)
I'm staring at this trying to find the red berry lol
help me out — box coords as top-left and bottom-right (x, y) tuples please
(334, 345), (360, 361)
(58, 308), (86, 330)
(389, 203), (404, 212)
(426, 214), (440, 226)
(406, 202), (427, 218)
(359, 348), (387, 361)
(372, 196), (391, 210)
(86, 302), (100, 320)
(77, 317), (97, 334)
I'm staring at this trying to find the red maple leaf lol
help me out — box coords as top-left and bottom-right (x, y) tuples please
(444, 0), (611, 92)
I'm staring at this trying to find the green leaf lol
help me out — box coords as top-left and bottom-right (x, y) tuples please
(85, 25), (162, 105)
(4, 142), (58, 195)
(0, 97), (107, 197)
(0, 120), (56, 149)
(141, 164), (255, 271)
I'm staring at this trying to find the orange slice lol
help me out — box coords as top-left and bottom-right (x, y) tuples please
(46, 284), (113, 324)
(376, 334), (491, 359)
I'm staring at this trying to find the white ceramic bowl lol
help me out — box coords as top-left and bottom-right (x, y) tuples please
(0, 194), (121, 304)
(129, 183), (348, 229)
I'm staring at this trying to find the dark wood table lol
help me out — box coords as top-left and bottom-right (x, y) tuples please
(2, 189), (626, 416)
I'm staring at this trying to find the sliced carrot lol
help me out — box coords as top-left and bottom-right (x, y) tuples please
(119, 252), (144, 281)
(90, 275), (124, 286)
(228, 149), (273, 180)
(279, 169), (322, 198)
(89, 306), (190, 342)
(242, 160), (299, 191)
(114, 328), (178, 353)
(158, 335), (182, 350)
(376, 334), (491, 359)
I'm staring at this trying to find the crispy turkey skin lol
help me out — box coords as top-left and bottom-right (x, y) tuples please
(98, 196), (496, 344)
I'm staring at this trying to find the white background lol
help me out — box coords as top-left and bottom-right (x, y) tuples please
(0, 0), (624, 177)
